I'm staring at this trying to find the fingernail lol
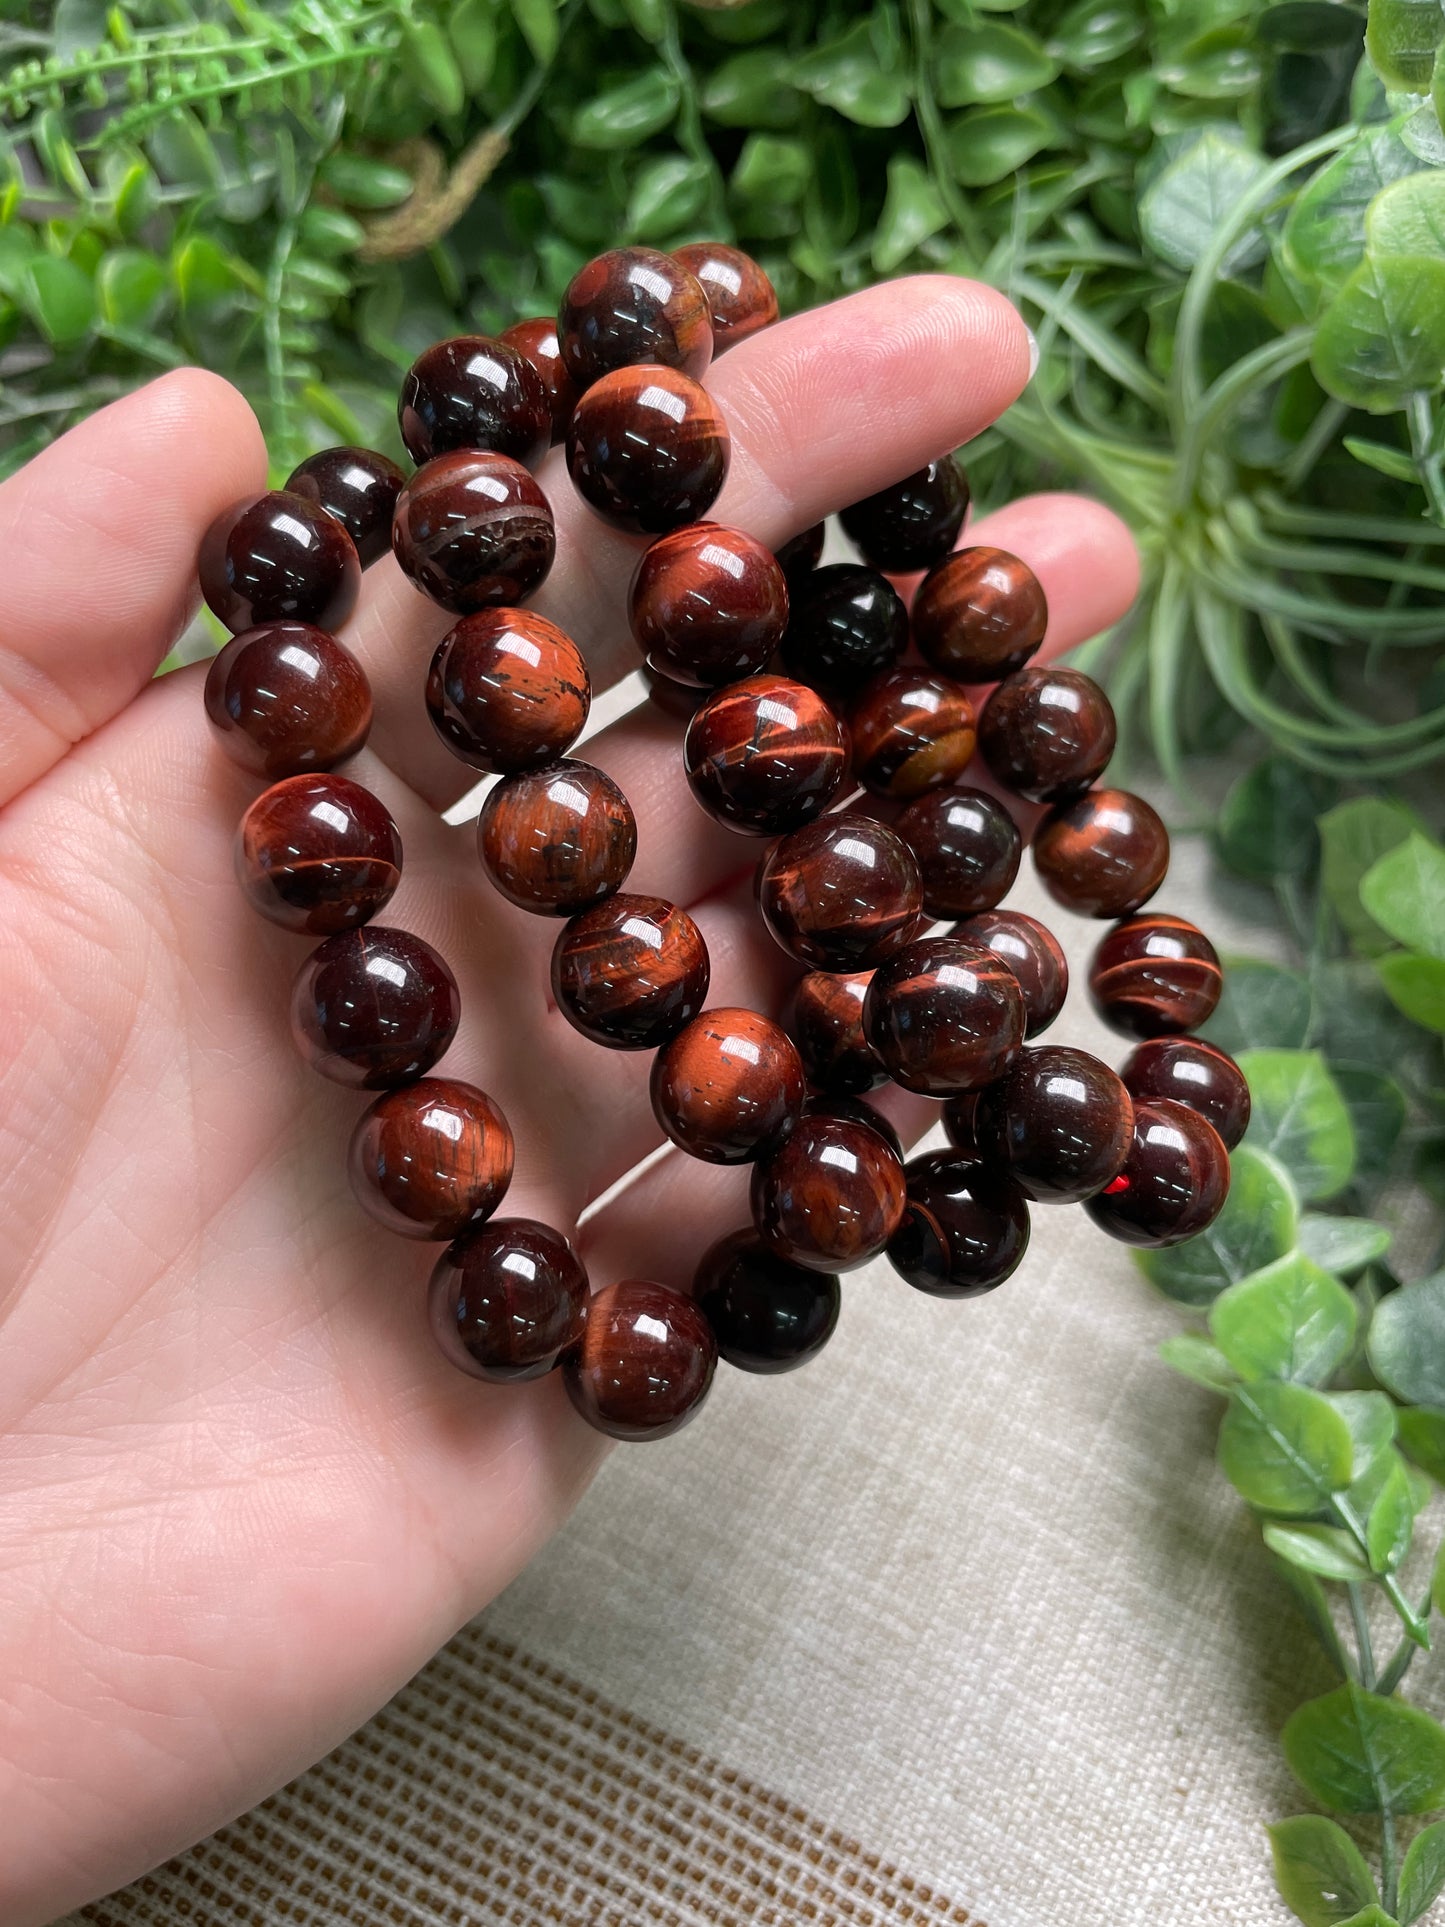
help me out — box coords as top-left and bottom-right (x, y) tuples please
(1024, 326), (1040, 381)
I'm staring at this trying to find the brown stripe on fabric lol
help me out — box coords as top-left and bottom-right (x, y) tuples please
(80, 1626), (980, 1927)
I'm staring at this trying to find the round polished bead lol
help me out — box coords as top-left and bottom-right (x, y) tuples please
(235, 773), (402, 935)
(392, 450), (555, 613)
(978, 666), (1116, 804)
(887, 1151), (1030, 1298)
(430, 1218), (589, 1382)
(776, 522), (825, 585)
(199, 491), (361, 634)
(786, 970), (886, 1096)
(757, 814), (923, 972)
(896, 785), (1022, 920)
(839, 456), (969, 576)
(630, 522), (788, 687)
(560, 247), (713, 387)
(781, 563), (907, 699)
(650, 1007), (805, 1164)
(551, 893), (709, 1050)
(863, 934), (1025, 1096)
(567, 365), (730, 535)
(849, 669), (977, 800)
(398, 335), (551, 468)
(478, 759), (635, 915)
(941, 1091), (982, 1158)
(1084, 1099), (1230, 1247)
(803, 1093), (904, 1160)
(1089, 913), (1223, 1038)
(1033, 788), (1170, 920)
(1120, 1038), (1251, 1151)
(204, 622), (372, 780)
(563, 1279), (717, 1441)
(684, 674), (850, 835)
(426, 608), (589, 775)
(693, 1230), (838, 1374)
(671, 242), (778, 351)
(289, 926), (460, 1088)
(912, 547), (1047, 683)
(499, 317), (580, 446)
(285, 446), (406, 568)
(974, 1045), (1134, 1204)
(952, 908), (1068, 1038)
(751, 1112), (906, 1272)
(348, 1078), (513, 1240)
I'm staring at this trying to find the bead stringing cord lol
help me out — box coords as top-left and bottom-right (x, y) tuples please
(199, 244), (1236, 1448)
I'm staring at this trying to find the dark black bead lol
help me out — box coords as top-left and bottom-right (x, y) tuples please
(781, 563), (908, 699)
(694, 1230), (840, 1374)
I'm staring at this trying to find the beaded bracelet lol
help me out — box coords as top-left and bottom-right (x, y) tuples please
(197, 243), (1247, 1448)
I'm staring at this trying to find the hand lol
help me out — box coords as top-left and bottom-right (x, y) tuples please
(0, 277), (1138, 1924)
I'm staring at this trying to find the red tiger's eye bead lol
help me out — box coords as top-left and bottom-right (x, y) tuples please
(775, 521), (825, 586)
(567, 365), (730, 535)
(781, 564), (907, 699)
(839, 455), (970, 576)
(912, 547), (1047, 683)
(849, 669), (976, 800)
(478, 760), (636, 915)
(751, 1112), (906, 1273)
(289, 927), (460, 1088)
(430, 1218), (589, 1382)
(684, 674), (849, 835)
(693, 1229), (839, 1374)
(1120, 1038), (1251, 1150)
(1084, 1099), (1230, 1247)
(348, 1078), (514, 1240)
(896, 785), (1022, 920)
(285, 446), (406, 568)
(235, 773), (402, 935)
(204, 622), (372, 780)
(392, 450), (555, 613)
(951, 908), (1069, 1038)
(1033, 788), (1170, 920)
(560, 247), (713, 387)
(1089, 913), (1223, 1038)
(651, 1006), (805, 1164)
(974, 1045), (1134, 1204)
(786, 969), (887, 1096)
(671, 242), (778, 351)
(426, 609), (589, 774)
(499, 317), (580, 446)
(757, 813), (923, 972)
(564, 1279), (717, 1440)
(398, 335), (551, 469)
(199, 491), (361, 634)
(978, 666), (1116, 804)
(551, 893), (709, 1050)
(629, 522), (789, 687)
(863, 934), (1025, 1096)
(887, 1151), (1030, 1298)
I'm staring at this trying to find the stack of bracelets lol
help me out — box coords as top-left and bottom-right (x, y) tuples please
(197, 243), (1246, 1446)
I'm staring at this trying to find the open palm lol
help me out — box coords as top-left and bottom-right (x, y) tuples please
(0, 276), (1137, 1925)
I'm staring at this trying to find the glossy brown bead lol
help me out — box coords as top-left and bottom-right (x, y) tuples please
(751, 1112), (906, 1273)
(348, 1078), (513, 1240)
(289, 926), (460, 1088)
(392, 450), (555, 613)
(671, 242), (778, 352)
(776, 521), (825, 585)
(1089, 913), (1223, 1039)
(1084, 1099), (1230, 1247)
(551, 893), (709, 1050)
(563, 1279), (717, 1441)
(560, 247), (713, 388)
(426, 608), (588, 775)
(896, 785), (1022, 920)
(839, 455), (970, 576)
(803, 1093), (903, 1161)
(952, 908), (1068, 1038)
(887, 1151), (1030, 1298)
(235, 773), (401, 935)
(398, 335), (551, 469)
(478, 760), (635, 915)
(849, 669), (977, 800)
(781, 564), (907, 699)
(651, 1007), (805, 1164)
(285, 446), (406, 568)
(499, 317), (580, 446)
(1121, 1038), (1251, 1151)
(199, 490), (361, 634)
(912, 547), (1047, 683)
(978, 666), (1116, 804)
(430, 1218), (589, 1382)
(786, 970), (886, 1096)
(693, 1230), (838, 1374)
(757, 813), (923, 972)
(941, 1091), (983, 1158)
(862, 934), (1025, 1096)
(204, 622), (372, 779)
(629, 522), (789, 686)
(974, 1045), (1134, 1204)
(684, 674), (849, 836)
(1033, 787), (1170, 920)
(567, 364), (730, 535)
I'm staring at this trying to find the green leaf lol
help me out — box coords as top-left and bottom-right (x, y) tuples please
(1138, 127), (1268, 274)
(447, 0), (499, 92)
(1298, 1217), (1394, 1277)
(1159, 1332), (1239, 1389)
(1138, 1144), (1300, 1306)
(1369, 1273), (1445, 1407)
(791, 24), (912, 127)
(1397, 1819), (1445, 1926)
(573, 70), (681, 149)
(1345, 435), (1422, 484)
(935, 21), (1059, 106)
(1048, 0), (1145, 71)
(1284, 1684), (1445, 1814)
(1367, 0), (1445, 89)
(872, 156), (949, 273)
(1211, 1252), (1358, 1384)
(1330, 1070), (1406, 1183)
(1368, 1454), (1415, 1573)
(944, 103), (1056, 185)
(19, 255), (94, 346)
(1264, 1522), (1374, 1581)
(1376, 953), (1445, 1031)
(1218, 758), (1335, 881)
(1331, 1391), (1398, 1483)
(701, 51), (802, 128)
(621, 0), (667, 40)
(96, 247), (166, 330)
(1335, 1909), (1402, 1927)
(1238, 1050), (1356, 1202)
(1313, 253), (1445, 414)
(729, 135), (811, 235)
(1368, 168), (1445, 258)
(1219, 1381), (1356, 1513)
(1283, 126), (1423, 291)
(1360, 834), (1445, 961)
(626, 155), (711, 239)
(1205, 958), (1314, 1054)
(510, 0), (559, 64)
(1269, 1814), (1380, 1927)
(1319, 799), (1425, 958)
(400, 19), (465, 118)
(319, 153), (414, 210)
(1398, 1407), (1445, 1482)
